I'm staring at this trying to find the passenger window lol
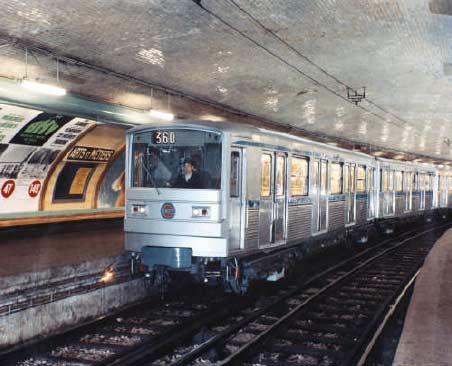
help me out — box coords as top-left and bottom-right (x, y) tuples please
(330, 162), (343, 194)
(419, 174), (425, 190)
(382, 170), (388, 192)
(311, 161), (319, 193)
(404, 172), (410, 191)
(366, 168), (373, 192)
(260, 154), (272, 197)
(388, 170), (394, 192)
(275, 155), (285, 196)
(230, 152), (240, 198)
(426, 174), (432, 191)
(290, 157), (308, 196)
(350, 164), (356, 192)
(357, 165), (366, 193)
(413, 173), (418, 191)
(344, 164), (350, 193)
(395, 171), (403, 192)
(321, 160), (328, 193)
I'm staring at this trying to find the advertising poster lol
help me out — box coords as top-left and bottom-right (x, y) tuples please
(9, 112), (73, 146)
(0, 145), (36, 179)
(43, 118), (96, 150)
(0, 104), (97, 214)
(53, 162), (96, 201)
(0, 104), (41, 144)
(97, 150), (125, 208)
(43, 124), (126, 210)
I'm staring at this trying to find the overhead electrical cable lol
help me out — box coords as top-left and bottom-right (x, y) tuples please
(192, 0), (421, 137)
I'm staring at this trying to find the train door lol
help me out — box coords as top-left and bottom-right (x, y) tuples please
(419, 173), (426, 210)
(437, 176), (441, 207)
(259, 153), (273, 246)
(367, 167), (376, 219)
(259, 152), (287, 246)
(229, 149), (245, 250)
(439, 176), (448, 207)
(273, 154), (287, 242)
(405, 172), (412, 211)
(312, 159), (328, 233)
(412, 173), (418, 210)
(345, 163), (356, 225)
(382, 170), (395, 215)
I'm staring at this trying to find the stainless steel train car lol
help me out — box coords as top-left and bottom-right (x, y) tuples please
(124, 120), (441, 292)
(437, 170), (452, 209)
(376, 158), (437, 227)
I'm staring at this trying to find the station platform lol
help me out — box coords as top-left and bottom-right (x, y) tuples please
(0, 216), (124, 277)
(393, 227), (452, 366)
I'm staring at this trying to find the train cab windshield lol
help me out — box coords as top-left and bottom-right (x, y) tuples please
(131, 129), (222, 189)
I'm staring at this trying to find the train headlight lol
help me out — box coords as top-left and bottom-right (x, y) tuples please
(192, 206), (210, 218)
(132, 204), (147, 215)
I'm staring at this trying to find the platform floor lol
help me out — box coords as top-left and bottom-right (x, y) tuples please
(393, 227), (452, 366)
(0, 218), (124, 277)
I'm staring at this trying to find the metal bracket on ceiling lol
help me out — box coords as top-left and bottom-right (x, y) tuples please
(191, 0), (203, 8)
(347, 87), (366, 105)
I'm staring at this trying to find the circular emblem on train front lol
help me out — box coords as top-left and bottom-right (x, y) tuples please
(161, 202), (176, 219)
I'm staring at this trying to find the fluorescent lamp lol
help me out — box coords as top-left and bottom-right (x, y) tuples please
(438, 164), (444, 168)
(149, 109), (174, 121)
(199, 114), (224, 121)
(21, 79), (66, 96)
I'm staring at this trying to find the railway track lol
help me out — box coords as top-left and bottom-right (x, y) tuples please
(2, 289), (246, 366)
(127, 224), (448, 366)
(2, 222), (448, 366)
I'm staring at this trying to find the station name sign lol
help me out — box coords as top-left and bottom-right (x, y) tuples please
(67, 146), (115, 162)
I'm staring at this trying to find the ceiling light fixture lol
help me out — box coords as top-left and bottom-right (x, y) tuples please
(21, 79), (66, 96)
(149, 109), (174, 121)
(199, 114), (224, 121)
(149, 88), (174, 121)
(21, 49), (66, 96)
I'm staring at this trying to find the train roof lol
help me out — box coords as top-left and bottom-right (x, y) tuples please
(128, 120), (438, 171)
(127, 119), (260, 135)
(127, 119), (374, 160)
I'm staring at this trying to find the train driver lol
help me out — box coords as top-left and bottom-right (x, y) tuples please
(173, 158), (202, 189)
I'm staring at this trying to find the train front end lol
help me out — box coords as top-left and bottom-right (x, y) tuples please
(124, 124), (227, 286)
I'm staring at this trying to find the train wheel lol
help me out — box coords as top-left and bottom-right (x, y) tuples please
(225, 258), (249, 294)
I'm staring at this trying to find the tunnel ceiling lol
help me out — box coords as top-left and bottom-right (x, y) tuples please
(0, 0), (452, 162)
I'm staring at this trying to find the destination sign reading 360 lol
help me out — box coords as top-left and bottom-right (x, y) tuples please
(152, 131), (175, 144)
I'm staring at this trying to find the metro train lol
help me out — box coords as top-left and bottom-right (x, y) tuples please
(124, 120), (447, 293)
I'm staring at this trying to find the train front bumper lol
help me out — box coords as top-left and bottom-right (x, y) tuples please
(125, 232), (228, 258)
(141, 246), (193, 270)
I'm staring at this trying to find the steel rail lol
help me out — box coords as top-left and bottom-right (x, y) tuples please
(215, 225), (446, 366)
(4, 222), (447, 366)
(131, 224), (446, 366)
